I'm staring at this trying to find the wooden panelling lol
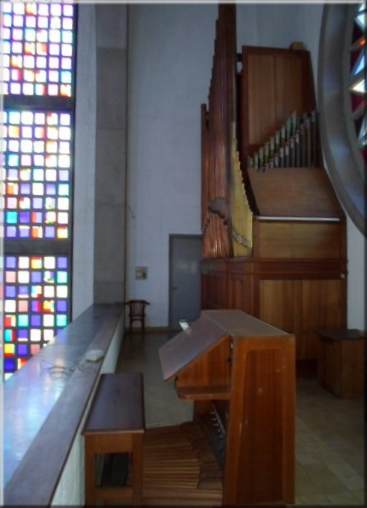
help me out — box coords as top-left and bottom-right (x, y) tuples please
(301, 279), (346, 359)
(248, 167), (342, 218)
(274, 51), (314, 124)
(242, 47), (315, 152)
(254, 220), (345, 259)
(243, 51), (277, 149)
(245, 258), (346, 278)
(224, 337), (295, 505)
(259, 279), (346, 359)
(259, 279), (305, 358)
(228, 269), (254, 314)
(202, 262), (229, 309)
(202, 258), (346, 361)
(259, 280), (300, 330)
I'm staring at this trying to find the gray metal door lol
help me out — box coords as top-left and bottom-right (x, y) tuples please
(169, 235), (202, 330)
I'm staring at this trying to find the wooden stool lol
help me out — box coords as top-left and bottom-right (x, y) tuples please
(318, 329), (365, 398)
(83, 372), (145, 505)
(124, 300), (149, 334)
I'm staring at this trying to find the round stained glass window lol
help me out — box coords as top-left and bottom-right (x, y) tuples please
(349, 2), (366, 159)
(318, 2), (366, 235)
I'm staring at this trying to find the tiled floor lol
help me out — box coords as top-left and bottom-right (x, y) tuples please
(117, 332), (365, 506)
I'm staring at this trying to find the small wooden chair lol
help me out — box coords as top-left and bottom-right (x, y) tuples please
(124, 300), (150, 334)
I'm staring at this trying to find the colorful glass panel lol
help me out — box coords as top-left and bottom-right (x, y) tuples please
(352, 51), (365, 76)
(358, 115), (367, 145)
(2, 109), (72, 239)
(350, 2), (367, 154)
(1, 1), (75, 97)
(3, 2), (75, 380)
(4, 255), (70, 377)
(351, 77), (366, 95)
(355, 13), (366, 30)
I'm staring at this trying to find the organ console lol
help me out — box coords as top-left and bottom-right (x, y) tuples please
(141, 309), (295, 506)
(201, 5), (347, 361)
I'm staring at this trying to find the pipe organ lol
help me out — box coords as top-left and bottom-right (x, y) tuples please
(201, 5), (346, 361)
(247, 110), (321, 171)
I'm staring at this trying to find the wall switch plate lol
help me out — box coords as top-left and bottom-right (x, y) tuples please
(135, 266), (148, 280)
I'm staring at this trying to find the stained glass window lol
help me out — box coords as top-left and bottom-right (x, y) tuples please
(350, 1), (367, 159)
(1, 0), (75, 97)
(2, 1), (76, 379)
(4, 255), (70, 375)
(3, 109), (72, 240)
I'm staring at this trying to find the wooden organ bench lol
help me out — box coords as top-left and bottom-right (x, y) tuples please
(318, 329), (365, 398)
(83, 372), (145, 506)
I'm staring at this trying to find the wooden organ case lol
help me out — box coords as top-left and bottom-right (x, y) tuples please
(201, 5), (347, 362)
(152, 309), (295, 506)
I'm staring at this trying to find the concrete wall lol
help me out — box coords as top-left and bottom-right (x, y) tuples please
(73, 4), (128, 317)
(94, 4), (128, 304)
(73, 4), (97, 318)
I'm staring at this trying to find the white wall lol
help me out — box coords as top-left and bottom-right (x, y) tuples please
(347, 217), (366, 328)
(127, 3), (365, 328)
(94, 4), (127, 304)
(127, 4), (216, 325)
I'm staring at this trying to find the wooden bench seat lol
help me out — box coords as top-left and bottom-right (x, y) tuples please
(318, 329), (365, 398)
(83, 372), (145, 505)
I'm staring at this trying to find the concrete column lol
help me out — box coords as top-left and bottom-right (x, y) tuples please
(73, 4), (97, 318)
(94, 5), (127, 303)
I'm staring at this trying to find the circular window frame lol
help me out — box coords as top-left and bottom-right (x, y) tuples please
(318, 3), (366, 236)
